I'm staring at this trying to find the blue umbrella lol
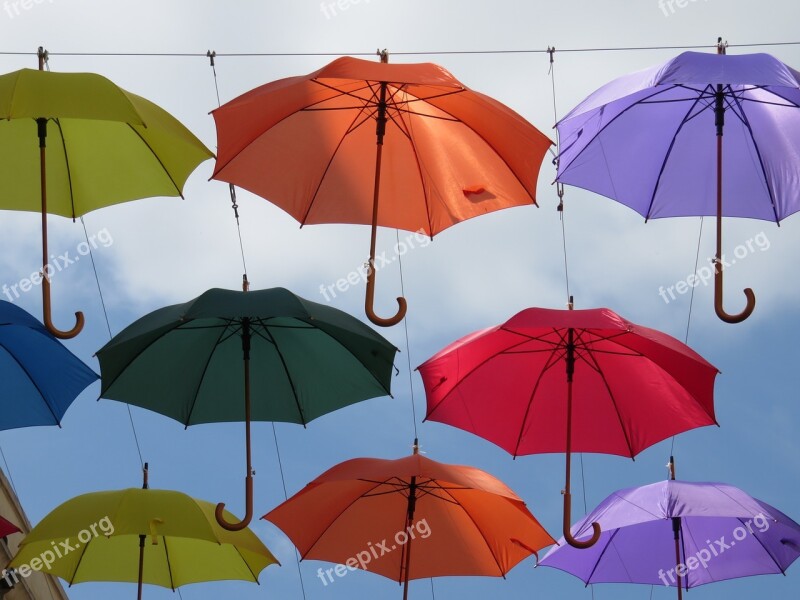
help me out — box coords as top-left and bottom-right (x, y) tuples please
(0, 300), (97, 428)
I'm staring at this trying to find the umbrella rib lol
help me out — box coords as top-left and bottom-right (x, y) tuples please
(126, 124), (184, 199)
(424, 333), (547, 422)
(0, 341), (64, 426)
(643, 91), (709, 220)
(162, 535), (176, 591)
(66, 537), (92, 586)
(300, 478), (406, 559)
(298, 107), (368, 225)
(435, 483), (510, 577)
(729, 90), (782, 223)
(309, 322), (396, 398)
(583, 527), (621, 584)
(184, 320), (237, 427)
(511, 344), (563, 457)
(580, 349), (636, 458)
(396, 101), (436, 236)
(261, 326), (307, 426)
(234, 544), (264, 583)
(755, 87), (800, 109)
(558, 85), (679, 177)
(743, 518), (788, 575)
(51, 118), (79, 219)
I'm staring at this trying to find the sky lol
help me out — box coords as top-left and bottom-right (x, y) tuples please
(1, 0), (800, 598)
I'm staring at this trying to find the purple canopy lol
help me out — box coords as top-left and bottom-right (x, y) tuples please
(540, 479), (800, 590)
(556, 51), (800, 221)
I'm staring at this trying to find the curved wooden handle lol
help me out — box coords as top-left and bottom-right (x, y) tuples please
(365, 260), (407, 327)
(563, 491), (601, 549)
(714, 276), (755, 324)
(42, 277), (84, 339)
(215, 475), (253, 531)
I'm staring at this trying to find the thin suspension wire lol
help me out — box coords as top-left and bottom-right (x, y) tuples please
(396, 230), (419, 440)
(4, 40), (800, 58)
(207, 52), (249, 281)
(670, 216), (705, 458)
(549, 48), (571, 303)
(0, 444), (17, 496)
(80, 217), (145, 469)
(272, 423), (308, 600)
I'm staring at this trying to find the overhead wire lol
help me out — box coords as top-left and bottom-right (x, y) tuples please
(1, 40), (798, 59)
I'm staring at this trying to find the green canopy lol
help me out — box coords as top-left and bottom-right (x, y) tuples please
(97, 287), (398, 530)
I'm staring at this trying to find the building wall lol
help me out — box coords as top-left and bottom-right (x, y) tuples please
(0, 469), (69, 600)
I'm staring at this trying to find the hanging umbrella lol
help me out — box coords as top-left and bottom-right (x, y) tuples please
(0, 48), (213, 338)
(8, 465), (278, 599)
(0, 299), (97, 428)
(264, 446), (555, 598)
(539, 463), (800, 598)
(555, 41), (800, 323)
(211, 50), (551, 327)
(0, 515), (20, 539)
(418, 305), (718, 548)
(97, 287), (397, 531)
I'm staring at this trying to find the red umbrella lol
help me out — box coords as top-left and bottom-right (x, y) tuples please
(418, 305), (719, 548)
(0, 515), (19, 538)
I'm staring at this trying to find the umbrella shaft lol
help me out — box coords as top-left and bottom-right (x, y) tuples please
(137, 534), (145, 600)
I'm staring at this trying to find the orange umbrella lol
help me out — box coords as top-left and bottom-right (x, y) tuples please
(263, 446), (555, 598)
(212, 51), (552, 327)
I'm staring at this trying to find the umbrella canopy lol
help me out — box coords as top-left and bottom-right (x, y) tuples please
(418, 306), (718, 547)
(0, 55), (213, 337)
(9, 478), (278, 597)
(97, 287), (397, 530)
(0, 515), (20, 538)
(211, 52), (552, 326)
(264, 451), (555, 598)
(555, 47), (800, 322)
(0, 299), (97, 429)
(540, 479), (800, 596)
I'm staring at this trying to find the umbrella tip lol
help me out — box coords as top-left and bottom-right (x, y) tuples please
(377, 49), (389, 63)
(242, 274), (250, 292)
(567, 296), (574, 310)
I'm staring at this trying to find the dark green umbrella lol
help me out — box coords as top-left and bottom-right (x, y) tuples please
(97, 287), (397, 531)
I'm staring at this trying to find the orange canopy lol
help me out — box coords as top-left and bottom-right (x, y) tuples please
(211, 56), (552, 236)
(263, 453), (555, 584)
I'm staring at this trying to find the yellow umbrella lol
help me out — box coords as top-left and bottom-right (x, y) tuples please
(8, 465), (278, 598)
(0, 48), (213, 338)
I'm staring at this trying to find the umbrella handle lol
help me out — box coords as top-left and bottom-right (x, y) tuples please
(42, 270), (85, 339)
(215, 474), (253, 531)
(714, 266), (755, 324)
(713, 127), (755, 324)
(563, 491), (601, 549)
(365, 260), (407, 327)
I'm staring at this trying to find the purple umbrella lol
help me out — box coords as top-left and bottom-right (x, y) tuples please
(556, 40), (800, 323)
(539, 470), (800, 598)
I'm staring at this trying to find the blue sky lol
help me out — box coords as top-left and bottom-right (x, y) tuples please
(1, 0), (799, 598)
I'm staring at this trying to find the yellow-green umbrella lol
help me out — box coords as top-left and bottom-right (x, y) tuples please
(0, 49), (213, 338)
(9, 466), (278, 598)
